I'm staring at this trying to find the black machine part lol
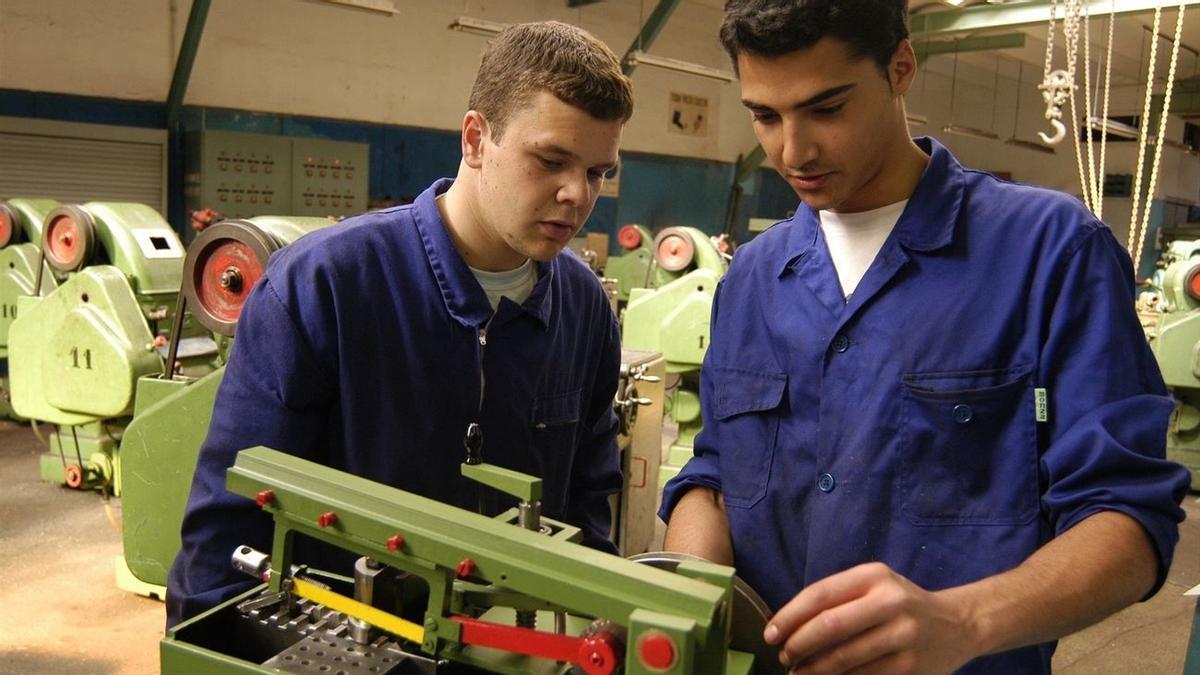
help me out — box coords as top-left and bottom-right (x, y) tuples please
(628, 551), (784, 675)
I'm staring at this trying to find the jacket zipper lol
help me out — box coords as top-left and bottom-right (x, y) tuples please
(464, 313), (495, 466)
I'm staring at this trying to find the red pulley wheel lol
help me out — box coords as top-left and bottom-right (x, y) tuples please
(64, 463), (84, 489)
(41, 205), (96, 273)
(1187, 266), (1200, 302)
(183, 220), (281, 336)
(653, 227), (696, 272)
(0, 203), (17, 249)
(617, 224), (643, 250)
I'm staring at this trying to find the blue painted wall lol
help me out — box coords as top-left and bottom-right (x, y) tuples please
(0, 88), (797, 251)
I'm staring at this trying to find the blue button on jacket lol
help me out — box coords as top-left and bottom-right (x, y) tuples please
(661, 138), (1190, 673)
(168, 179), (623, 625)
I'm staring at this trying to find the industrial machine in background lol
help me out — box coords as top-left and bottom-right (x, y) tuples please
(117, 216), (333, 598)
(1144, 238), (1200, 490)
(0, 198), (61, 419)
(612, 349), (665, 556)
(163, 447), (776, 674)
(7, 201), (212, 494)
(621, 227), (728, 488)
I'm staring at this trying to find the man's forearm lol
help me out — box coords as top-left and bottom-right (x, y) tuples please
(662, 487), (735, 565)
(947, 510), (1159, 656)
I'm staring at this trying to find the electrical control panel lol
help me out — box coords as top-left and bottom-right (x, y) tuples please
(185, 130), (369, 230)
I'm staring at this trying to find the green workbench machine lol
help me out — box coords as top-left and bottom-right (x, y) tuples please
(604, 225), (732, 308)
(117, 216), (333, 599)
(0, 198), (62, 419)
(163, 446), (779, 674)
(7, 201), (214, 494)
(1145, 239), (1200, 490)
(621, 227), (728, 487)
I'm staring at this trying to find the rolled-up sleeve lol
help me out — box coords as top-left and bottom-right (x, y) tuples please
(1038, 223), (1190, 594)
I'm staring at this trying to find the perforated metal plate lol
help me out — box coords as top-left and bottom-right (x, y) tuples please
(261, 631), (435, 674)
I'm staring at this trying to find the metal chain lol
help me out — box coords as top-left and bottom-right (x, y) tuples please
(1062, 0), (1091, 211)
(1095, 4), (1116, 219)
(1129, 4), (1166, 263)
(1131, 3), (1187, 276)
(1043, 0), (1058, 81)
(1080, 1), (1097, 211)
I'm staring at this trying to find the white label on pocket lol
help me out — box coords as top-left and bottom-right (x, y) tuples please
(1035, 388), (1048, 422)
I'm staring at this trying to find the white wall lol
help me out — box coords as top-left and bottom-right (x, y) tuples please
(0, 0), (1194, 195)
(0, 0), (757, 162)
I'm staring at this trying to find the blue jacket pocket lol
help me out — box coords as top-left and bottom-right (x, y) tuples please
(900, 365), (1038, 525)
(711, 367), (787, 509)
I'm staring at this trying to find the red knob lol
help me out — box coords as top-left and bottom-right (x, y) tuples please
(317, 511), (338, 527)
(254, 489), (274, 507)
(386, 534), (405, 551)
(456, 558), (476, 578)
(638, 631), (676, 671)
(577, 631), (619, 675)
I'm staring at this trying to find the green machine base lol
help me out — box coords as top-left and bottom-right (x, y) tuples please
(115, 555), (166, 601)
(39, 422), (122, 494)
(119, 368), (225, 596)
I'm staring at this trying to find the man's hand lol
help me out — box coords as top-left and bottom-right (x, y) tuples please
(764, 562), (977, 674)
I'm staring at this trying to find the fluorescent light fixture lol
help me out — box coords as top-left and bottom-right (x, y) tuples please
(625, 50), (736, 83)
(448, 16), (506, 37)
(1087, 116), (1140, 140)
(906, 112), (929, 126)
(1005, 137), (1057, 154)
(942, 124), (999, 140)
(309, 0), (396, 14)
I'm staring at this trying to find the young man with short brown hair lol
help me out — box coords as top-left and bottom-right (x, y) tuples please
(169, 21), (633, 625)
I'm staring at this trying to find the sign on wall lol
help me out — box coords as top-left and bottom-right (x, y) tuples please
(668, 92), (710, 137)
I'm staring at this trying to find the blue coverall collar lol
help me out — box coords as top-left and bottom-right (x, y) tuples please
(412, 178), (554, 329)
(777, 136), (963, 277)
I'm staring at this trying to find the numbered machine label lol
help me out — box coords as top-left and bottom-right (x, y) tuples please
(131, 229), (184, 260)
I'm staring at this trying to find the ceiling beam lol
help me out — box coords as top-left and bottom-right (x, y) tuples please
(166, 0), (211, 129)
(620, 0), (683, 76)
(913, 32), (1027, 61)
(910, 0), (1200, 37)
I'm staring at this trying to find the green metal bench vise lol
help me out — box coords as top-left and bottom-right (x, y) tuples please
(117, 216), (333, 599)
(1145, 238), (1200, 490)
(164, 446), (773, 674)
(621, 227), (728, 488)
(0, 198), (62, 420)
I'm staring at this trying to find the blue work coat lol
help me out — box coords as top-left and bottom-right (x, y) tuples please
(168, 179), (623, 626)
(661, 137), (1190, 673)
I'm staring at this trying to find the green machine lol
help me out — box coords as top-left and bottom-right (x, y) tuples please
(621, 227), (728, 487)
(163, 447), (778, 674)
(1145, 238), (1200, 490)
(7, 201), (221, 494)
(0, 198), (62, 419)
(605, 225), (655, 304)
(117, 216), (333, 599)
(605, 224), (731, 306)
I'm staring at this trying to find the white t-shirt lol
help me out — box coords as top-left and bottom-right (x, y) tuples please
(818, 199), (908, 301)
(470, 258), (537, 311)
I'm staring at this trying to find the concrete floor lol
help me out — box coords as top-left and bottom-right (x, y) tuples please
(0, 417), (1196, 674)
